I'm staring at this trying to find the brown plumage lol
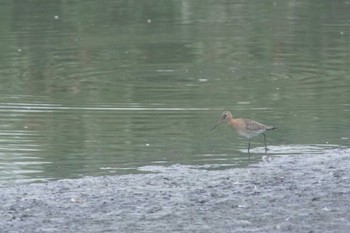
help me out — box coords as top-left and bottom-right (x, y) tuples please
(211, 111), (276, 154)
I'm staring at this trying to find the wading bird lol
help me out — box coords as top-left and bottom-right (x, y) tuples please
(211, 111), (276, 157)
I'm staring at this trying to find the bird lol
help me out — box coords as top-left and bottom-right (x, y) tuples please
(211, 111), (276, 156)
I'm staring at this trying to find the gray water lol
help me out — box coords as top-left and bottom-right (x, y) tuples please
(0, 0), (349, 186)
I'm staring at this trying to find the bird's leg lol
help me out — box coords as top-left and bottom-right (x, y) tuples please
(248, 139), (251, 160)
(263, 133), (267, 153)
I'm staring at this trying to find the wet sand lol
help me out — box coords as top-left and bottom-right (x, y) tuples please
(1, 147), (349, 233)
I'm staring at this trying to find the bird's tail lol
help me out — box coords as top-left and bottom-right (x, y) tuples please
(267, 126), (276, 130)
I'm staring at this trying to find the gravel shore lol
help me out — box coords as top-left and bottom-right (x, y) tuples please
(1, 146), (349, 233)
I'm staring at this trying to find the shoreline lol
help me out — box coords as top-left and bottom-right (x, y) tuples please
(1, 147), (349, 233)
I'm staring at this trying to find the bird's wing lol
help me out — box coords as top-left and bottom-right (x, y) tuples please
(244, 119), (268, 131)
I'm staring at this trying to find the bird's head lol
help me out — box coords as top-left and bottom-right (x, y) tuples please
(210, 111), (232, 131)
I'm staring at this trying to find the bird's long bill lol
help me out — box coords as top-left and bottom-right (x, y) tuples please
(210, 122), (220, 131)
(210, 114), (225, 131)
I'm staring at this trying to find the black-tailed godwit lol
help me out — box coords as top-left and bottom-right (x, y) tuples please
(211, 111), (276, 155)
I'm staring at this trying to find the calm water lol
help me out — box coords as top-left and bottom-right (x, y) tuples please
(0, 0), (349, 186)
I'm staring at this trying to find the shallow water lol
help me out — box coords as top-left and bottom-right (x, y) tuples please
(0, 0), (349, 186)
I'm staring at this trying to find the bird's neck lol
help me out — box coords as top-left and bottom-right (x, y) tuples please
(227, 117), (237, 127)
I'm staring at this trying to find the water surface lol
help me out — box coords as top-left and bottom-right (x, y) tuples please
(0, 0), (349, 186)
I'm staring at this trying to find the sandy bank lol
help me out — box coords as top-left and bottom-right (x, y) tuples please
(1, 147), (349, 233)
